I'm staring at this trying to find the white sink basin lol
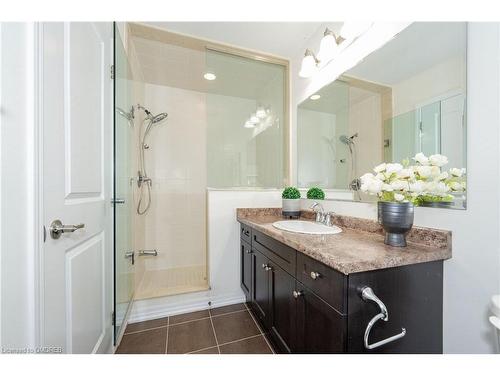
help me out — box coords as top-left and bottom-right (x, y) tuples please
(272, 220), (342, 235)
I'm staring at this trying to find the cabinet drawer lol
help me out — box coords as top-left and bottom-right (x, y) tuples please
(252, 231), (296, 275)
(240, 223), (252, 244)
(297, 252), (347, 314)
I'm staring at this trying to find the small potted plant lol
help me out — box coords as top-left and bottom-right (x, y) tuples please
(282, 186), (301, 217)
(359, 152), (465, 247)
(307, 187), (325, 200)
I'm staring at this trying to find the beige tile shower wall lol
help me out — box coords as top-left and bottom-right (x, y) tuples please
(142, 83), (207, 272)
(127, 32), (147, 293)
(348, 88), (383, 174)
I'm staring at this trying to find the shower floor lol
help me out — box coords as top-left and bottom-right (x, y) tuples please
(135, 265), (208, 300)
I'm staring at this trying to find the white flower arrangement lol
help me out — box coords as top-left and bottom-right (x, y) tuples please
(360, 152), (466, 205)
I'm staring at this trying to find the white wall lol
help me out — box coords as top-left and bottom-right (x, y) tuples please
(293, 23), (500, 353)
(0, 22), (38, 351)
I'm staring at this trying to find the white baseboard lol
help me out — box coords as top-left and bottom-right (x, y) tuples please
(128, 289), (246, 323)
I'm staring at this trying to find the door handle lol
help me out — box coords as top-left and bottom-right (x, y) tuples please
(49, 219), (85, 239)
(111, 198), (125, 205)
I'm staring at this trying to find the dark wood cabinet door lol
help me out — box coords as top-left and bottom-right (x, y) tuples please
(296, 283), (347, 353)
(240, 241), (252, 300)
(269, 262), (297, 353)
(347, 261), (443, 354)
(252, 250), (271, 328)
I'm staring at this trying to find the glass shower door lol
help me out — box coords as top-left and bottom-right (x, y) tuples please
(113, 24), (135, 343)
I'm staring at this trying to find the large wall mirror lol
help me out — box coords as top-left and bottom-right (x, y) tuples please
(297, 22), (467, 209)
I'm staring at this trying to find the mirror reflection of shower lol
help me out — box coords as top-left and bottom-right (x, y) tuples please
(339, 132), (361, 199)
(136, 104), (169, 215)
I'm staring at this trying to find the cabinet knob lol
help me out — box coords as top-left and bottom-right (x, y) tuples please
(246, 249), (252, 254)
(293, 290), (303, 298)
(310, 271), (321, 280)
(262, 263), (272, 271)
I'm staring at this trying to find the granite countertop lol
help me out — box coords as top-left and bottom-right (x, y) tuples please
(237, 208), (452, 275)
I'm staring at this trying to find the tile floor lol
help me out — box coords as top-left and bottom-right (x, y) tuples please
(116, 303), (274, 354)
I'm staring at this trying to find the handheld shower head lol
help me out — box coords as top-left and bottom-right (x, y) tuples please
(151, 112), (168, 124)
(339, 133), (358, 145)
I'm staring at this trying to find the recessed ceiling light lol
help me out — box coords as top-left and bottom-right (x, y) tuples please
(204, 72), (216, 81)
(310, 94), (321, 100)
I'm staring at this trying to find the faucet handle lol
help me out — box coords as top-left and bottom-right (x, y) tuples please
(324, 212), (335, 226)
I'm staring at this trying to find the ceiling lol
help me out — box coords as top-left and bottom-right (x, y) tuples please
(142, 22), (323, 59)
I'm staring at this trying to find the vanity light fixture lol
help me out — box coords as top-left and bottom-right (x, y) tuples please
(299, 49), (320, 78)
(203, 72), (217, 81)
(299, 22), (374, 78)
(317, 28), (342, 62)
(310, 94), (321, 100)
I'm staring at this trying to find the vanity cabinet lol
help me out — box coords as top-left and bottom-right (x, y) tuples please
(240, 225), (443, 354)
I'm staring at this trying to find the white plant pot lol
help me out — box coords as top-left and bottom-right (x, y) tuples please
(282, 199), (301, 217)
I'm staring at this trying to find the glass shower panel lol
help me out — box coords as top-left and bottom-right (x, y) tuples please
(419, 101), (441, 156)
(297, 81), (349, 189)
(391, 110), (417, 163)
(206, 50), (286, 188)
(113, 25), (135, 343)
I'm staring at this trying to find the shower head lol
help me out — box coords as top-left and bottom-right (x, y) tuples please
(116, 106), (135, 124)
(340, 133), (358, 145)
(151, 112), (168, 124)
(137, 104), (168, 124)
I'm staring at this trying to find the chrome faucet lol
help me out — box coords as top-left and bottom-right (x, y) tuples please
(310, 202), (324, 223)
(310, 202), (335, 226)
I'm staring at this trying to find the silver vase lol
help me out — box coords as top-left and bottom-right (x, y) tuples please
(378, 201), (414, 247)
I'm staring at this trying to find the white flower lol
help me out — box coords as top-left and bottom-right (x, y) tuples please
(427, 181), (450, 196)
(450, 181), (464, 191)
(409, 180), (426, 194)
(385, 163), (403, 175)
(394, 193), (405, 202)
(416, 166), (432, 178)
(438, 172), (449, 180)
(390, 180), (408, 191)
(373, 163), (387, 173)
(397, 168), (412, 179)
(360, 172), (374, 183)
(430, 166), (441, 177)
(361, 173), (384, 194)
(413, 152), (429, 165)
(429, 154), (449, 167)
(374, 173), (385, 181)
(449, 168), (464, 177)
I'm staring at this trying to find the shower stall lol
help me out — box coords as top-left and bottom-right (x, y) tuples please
(113, 23), (287, 342)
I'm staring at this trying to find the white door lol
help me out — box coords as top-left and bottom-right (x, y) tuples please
(41, 22), (113, 353)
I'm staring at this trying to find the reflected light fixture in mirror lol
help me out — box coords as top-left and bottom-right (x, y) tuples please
(310, 94), (321, 100)
(299, 49), (319, 78)
(203, 72), (216, 80)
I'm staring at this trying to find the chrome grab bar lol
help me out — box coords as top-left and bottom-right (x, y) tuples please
(361, 287), (406, 350)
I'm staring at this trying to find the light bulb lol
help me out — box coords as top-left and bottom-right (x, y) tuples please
(299, 49), (318, 78)
(244, 120), (255, 128)
(340, 22), (373, 40)
(317, 29), (339, 63)
(250, 115), (259, 124)
(256, 107), (266, 119)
